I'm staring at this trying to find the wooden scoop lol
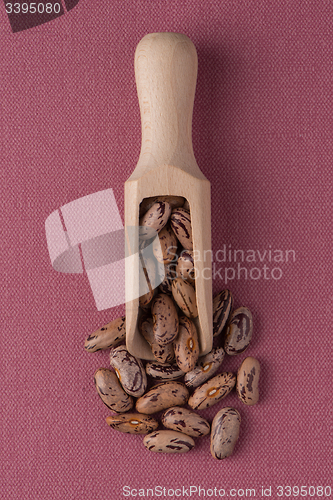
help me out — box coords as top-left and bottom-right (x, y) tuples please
(125, 32), (212, 359)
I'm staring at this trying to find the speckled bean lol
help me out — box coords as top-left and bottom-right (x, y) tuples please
(162, 407), (210, 437)
(236, 356), (260, 406)
(176, 250), (195, 284)
(157, 261), (177, 294)
(143, 430), (195, 453)
(153, 223), (178, 264)
(174, 316), (199, 373)
(170, 208), (193, 250)
(110, 345), (147, 397)
(139, 314), (155, 346)
(224, 306), (253, 355)
(151, 293), (179, 346)
(188, 372), (236, 410)
(139, 316), (175, 362)
(213, 289), (233, 337)
(210, 407), (241, 459)
(184, 347), (225, 389)
(139, 315), (175, 363)
(106, 413), (158, 434)
(139, 196), (185, 218)
(171, 278), (198, 319)
(145, 362), (184, 380)
(94, 368), (133, 413)
(139, 201), (171, 240)
(152, 342), (175, 364)
(136, 381), (189, 414)
(84, 316), (126, 352)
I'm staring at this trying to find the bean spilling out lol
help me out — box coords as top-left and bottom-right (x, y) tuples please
(85, 196), (261, 459)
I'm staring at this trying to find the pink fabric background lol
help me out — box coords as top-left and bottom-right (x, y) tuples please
(1, 1), (332, 498)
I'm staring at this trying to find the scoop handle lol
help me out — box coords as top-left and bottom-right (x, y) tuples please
(133, 32), (203, 179)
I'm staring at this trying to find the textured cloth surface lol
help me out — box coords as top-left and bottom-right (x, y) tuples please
(1, 1), (332, 499)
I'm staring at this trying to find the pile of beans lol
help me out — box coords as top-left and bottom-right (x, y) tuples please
(84, 196), (260, 459)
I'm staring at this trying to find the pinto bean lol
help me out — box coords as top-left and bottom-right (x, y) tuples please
(210, 407), (241, 459)
(94, 368), (133, 413)
(151, 293), (179, 346)
(213, 289), (233, 337)
(170, 208), (193, 250)
(184, 347), (225, 389)
(162, 407), (210, 437)
(188, 372), (236, 410)
(174, 316), (199, 372)
(106, 413), (158, 434)
(136, 381), (189, 414)
(236, 356), (260, 405)
(143, 430), (195, 453)
(139, 201), (172, 240)
(224, 306), (253, 355)
(110, 345), (147, 397)
(84, 316), (126, 352)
